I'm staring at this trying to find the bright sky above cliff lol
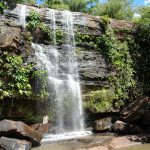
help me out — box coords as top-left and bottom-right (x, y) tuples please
(36, 0), (145, 6)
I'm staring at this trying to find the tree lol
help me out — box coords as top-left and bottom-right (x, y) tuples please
(45, 0), (98, 12)
(91, 0), (133, 20)
(133, 6), (150, 95)
(64, 0), (88, 12)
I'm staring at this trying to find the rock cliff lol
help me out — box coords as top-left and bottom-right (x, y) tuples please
(0, 4), (134, 120)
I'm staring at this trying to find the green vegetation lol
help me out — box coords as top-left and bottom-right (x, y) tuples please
(55, 29), (63, 45)
(75, 27), (100, 49)
(46, 0), (69, 11)
(91, 0), (133, 20)
(0, 51), (32, 100)
(99, 30), (135, 106)
(0, 1), (7, 14)
(132, 6), (150, 96)
(26, 10), (50, 36)
(32, 70), (49, 101)
(26, 10), (51, 43)
(84, 89), (114, 112)
(0, 50), (48, 101)
(45, 0), (99, 12)
(76, 26), (135, 107)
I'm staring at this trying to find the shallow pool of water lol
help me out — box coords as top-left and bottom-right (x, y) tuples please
(33, 143), (150, 150)
(119, 144), (150, 150)
(32, 133), (114, 150)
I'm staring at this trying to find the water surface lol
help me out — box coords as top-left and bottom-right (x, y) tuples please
(119, 144), (150, 150)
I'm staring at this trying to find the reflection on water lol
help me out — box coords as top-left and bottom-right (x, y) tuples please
(32, 141), (85, 150)
(119, 144), (150, 150)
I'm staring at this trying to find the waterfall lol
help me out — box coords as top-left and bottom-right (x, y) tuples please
(18, 5), (91, 141)
(19, 5), (26, 27)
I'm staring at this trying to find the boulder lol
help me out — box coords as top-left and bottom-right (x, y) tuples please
(121, 97), (150, 124)
(0, 137), (31, 150)
(129, 134), (150, 143)
(94, 117), (112, 132)
(30, 123), (49, 135)
(0, 120), (42, 146)
(111, 120), (141, 134)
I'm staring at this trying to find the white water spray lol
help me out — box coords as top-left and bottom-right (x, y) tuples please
(19, 5), (26, 27)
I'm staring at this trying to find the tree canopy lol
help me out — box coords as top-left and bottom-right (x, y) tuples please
(91, 0), (133, 20)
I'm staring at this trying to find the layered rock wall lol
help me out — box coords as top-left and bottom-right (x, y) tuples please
(2, 4), (114, 92)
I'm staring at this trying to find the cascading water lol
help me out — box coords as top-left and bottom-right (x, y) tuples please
(18, 5), (91, 142)
(19, 5), (26, 27)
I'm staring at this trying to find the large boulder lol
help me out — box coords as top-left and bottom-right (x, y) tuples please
(94, 117), (112, 132)
(0, 120), (42, 146)
(121, 97), (150, 124)
(0, 137), (31, 150)
(111, 120), (141, 134)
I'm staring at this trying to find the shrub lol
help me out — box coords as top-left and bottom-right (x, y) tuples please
(99, 30), (135, 107)
(26, 10), (51, 36)
(83, 89), (115, 112)
(50, 4), (70, 11)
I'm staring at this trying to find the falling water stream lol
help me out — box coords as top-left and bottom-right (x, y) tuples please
(18, 5), (91, 142)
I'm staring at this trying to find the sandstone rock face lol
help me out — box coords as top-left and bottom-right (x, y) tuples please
(0, 19), (35, 63)
(111, 120), (141, 134)
(0, 137), (31, 150)
(0, 120), (42, 146)
(77, 51), (113, 90)
(121, 97), (150, 125)
(0, 21), (21, 51)
(109, 19), (133, 30)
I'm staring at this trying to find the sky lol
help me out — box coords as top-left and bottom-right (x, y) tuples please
(36, 0), (145, 6)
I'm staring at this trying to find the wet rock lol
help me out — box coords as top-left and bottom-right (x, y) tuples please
(94, 117), (112, 132)
(112, 120), (141, 134)
(108, 136), (141, 149)
(0, 120), (42, 146)
(30, 123), (50, 135)
(121, 97), (150, 124)
(0, 137), (31, 150)
(129, 134), (150, 143)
